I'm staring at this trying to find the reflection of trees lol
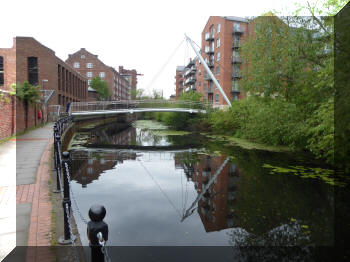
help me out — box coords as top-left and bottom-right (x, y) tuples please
(70, 150), (136, 187)
(227, 222), (314, 262)
(87, 122), (136, 146)
(136, 129), (166, 146)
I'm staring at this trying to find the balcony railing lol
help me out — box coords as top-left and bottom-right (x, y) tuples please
(204, 46), (214, 54)
(205, 32), (215, 41)
(233, 27), (245, 34)
(232, 41), (241, 49)
(232, 56), (242, 64)
(232, 72), (242, 79)
(184, 77), (196, 85)
(184, 67), (196, 77)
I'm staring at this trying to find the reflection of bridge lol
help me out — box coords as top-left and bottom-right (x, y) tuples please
(71, 147), (200, 162)
(69, 100), (209, 116)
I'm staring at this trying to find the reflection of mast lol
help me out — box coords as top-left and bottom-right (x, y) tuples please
(181, 157), (230, 222)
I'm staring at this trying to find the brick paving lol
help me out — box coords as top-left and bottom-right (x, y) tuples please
(0, 124), (58, 262)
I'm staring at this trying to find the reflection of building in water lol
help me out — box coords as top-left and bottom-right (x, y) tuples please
(70, 150), (136, 187)
(192, 155), (241, 232)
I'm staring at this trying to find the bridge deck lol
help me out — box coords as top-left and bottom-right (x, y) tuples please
(71, 108), (206, 116)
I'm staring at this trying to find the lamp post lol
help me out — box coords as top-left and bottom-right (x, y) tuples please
(42, 79), (48, 124)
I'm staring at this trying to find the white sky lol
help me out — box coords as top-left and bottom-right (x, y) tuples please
(2, 0), (315, 98)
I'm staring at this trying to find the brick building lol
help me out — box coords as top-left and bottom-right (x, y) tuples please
(119, 66), (139, 99)
(192, 155), (240, 232)
(174, 66), (185, 98)
(183, 58), (198, 93)
(0, 37), (88, 138)
(198, 16), (249, 105)
(176, 16), (250, 105)
(66, 49), (132, 101)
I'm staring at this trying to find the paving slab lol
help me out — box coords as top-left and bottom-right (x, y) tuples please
(16, 125), (53, 185)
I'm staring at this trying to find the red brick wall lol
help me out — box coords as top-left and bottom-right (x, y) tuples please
(0, 93), (15, 140)
(198, 16), (249, 104)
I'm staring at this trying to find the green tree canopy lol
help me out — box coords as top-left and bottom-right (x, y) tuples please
(13, 81), (41, 104)
(90, 77), (110, 100)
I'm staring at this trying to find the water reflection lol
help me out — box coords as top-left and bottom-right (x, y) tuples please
(69, 120), (334, 248)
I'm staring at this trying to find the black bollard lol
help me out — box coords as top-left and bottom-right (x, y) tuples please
(87, 204), (108, 262)
(58, 151), (75, 245)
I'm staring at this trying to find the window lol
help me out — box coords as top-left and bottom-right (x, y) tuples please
(99, 72), (105, 78)
(88, 80), (91, 85)
(217, 23), (221, 33)
(73, 62), (80, 68)
(0, 56), (4, 86)
(86, 63), (93, 68)
(27, 57), (38, 85)
(234, 22), (240, 30)
(216, 94), (219, 102)
(216, 52), (221, 61)
(81, 55), (85, 59)
(86, 72), (92, 77)
(216, 66), (220, 75)
(217, 38), (220, 48)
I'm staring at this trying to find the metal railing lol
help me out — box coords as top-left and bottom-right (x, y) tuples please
(53, 116), (110, 261)
(69, 100), (213, 115)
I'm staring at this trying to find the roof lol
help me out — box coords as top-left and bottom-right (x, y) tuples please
(176, 66), (186, 71)
(222, 16), (249, 23)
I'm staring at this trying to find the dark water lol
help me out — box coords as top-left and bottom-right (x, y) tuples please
(68, 119), (335, 250)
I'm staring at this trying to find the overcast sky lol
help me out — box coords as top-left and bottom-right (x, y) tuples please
(2, 0), (314, 98)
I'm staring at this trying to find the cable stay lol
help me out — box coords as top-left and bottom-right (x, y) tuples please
(145, 38), (185, 93)
(137, 159), (182, 218)
(181, 157), (230, 222)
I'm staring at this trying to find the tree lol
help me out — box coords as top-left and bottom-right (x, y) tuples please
(13, 81), (41, 128)
(130, 88), (145, 100)
(90, 77), (110, 100)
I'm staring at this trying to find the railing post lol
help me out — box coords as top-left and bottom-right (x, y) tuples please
(53, 133), (62, 193)
(58, 151), (75, 245)
(87, 204), (108, 262)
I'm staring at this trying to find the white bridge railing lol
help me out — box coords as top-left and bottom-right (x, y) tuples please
(69, 100), (221, 115)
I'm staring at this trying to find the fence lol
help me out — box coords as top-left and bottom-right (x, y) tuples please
(53, 115), (111, 262)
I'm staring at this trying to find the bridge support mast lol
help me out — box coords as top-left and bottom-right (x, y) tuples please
(184, 34), (232, 107)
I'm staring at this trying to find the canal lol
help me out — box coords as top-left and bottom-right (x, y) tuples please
(67, 118), (335, 257)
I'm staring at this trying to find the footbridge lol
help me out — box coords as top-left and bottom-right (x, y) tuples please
(68, 100), (211, 116)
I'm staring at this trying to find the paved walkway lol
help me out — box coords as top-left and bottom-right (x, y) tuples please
(0, 124), (55, 261)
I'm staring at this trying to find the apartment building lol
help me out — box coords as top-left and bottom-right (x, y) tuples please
(183, 58), (198, 93)
(175, 66), (186, 98)
(66, 49), (131, 100)
(197, 16), (249, 105)
(119, 66), (139, 98)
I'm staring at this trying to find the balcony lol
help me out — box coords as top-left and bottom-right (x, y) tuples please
(186, 59), (195, 68)
(184, 76), (196, 85)
(232, 72), (242, 79)
(231, 56), (242, 64)
(205, 58), (214, 68)
(232, 41), (241, 49)
(233, 27), (245, 35)
(231, 87), (240, 94)
(204, 46), (214, 54)
(184, 67), (196, 77)
(205, 32), (215, 41)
